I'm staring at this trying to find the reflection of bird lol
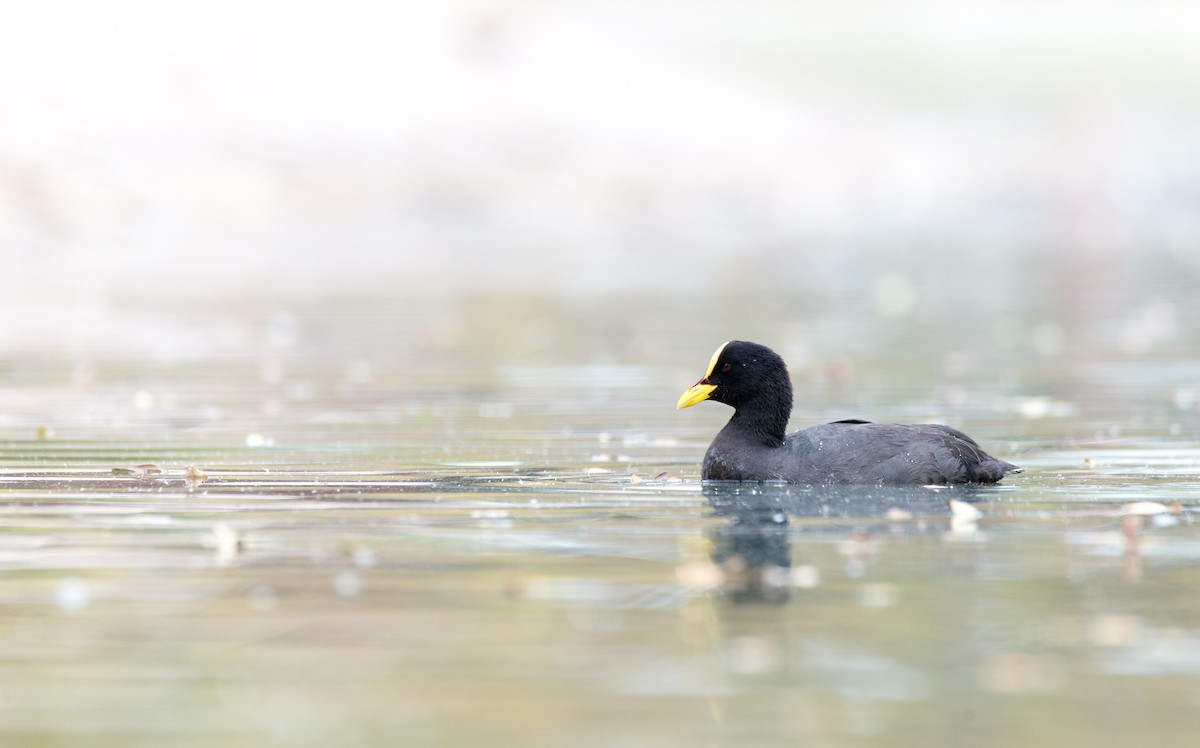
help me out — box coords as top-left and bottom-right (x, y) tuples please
(707, 491), (791, 604)
(678, 341), (1020, 484)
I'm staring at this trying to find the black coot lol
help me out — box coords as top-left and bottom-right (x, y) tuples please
(677, 340), (1021, 484)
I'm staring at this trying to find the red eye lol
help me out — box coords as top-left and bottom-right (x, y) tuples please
(722, 363), (732, 373)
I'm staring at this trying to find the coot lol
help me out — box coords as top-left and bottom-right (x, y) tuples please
(677, 340), (1020, 484)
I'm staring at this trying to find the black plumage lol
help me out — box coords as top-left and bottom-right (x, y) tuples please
(677, 340), (1020, 484)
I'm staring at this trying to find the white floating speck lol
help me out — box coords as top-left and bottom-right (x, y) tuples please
(56, 577), (90, 614)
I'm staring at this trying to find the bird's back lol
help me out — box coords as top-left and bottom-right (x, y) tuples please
(785, 420), (1016, 484)
(704, 419), (1018, 484)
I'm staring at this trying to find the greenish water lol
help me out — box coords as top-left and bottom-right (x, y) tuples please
(2, 291), (1199, 747)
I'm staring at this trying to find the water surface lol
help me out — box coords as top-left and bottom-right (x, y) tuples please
(2, 291), (1199, 747)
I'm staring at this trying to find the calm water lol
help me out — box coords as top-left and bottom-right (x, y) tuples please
(2, 291), (1200, 747)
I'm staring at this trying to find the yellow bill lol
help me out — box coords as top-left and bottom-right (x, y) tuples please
(676, 382), (717, 409)
(676, 341), (729, 409)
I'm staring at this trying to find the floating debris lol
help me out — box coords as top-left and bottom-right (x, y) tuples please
(35, 425), (52, 440)
(112, 464), (164, 477)
(184, 464), (209, 486)
(629, 474), (645, 485)
(1083, 458), (1096, 469)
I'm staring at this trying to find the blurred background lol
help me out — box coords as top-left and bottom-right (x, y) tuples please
(1, 0), (1198, 409)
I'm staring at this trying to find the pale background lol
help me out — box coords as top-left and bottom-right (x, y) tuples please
(2, 0), (1197, 365)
